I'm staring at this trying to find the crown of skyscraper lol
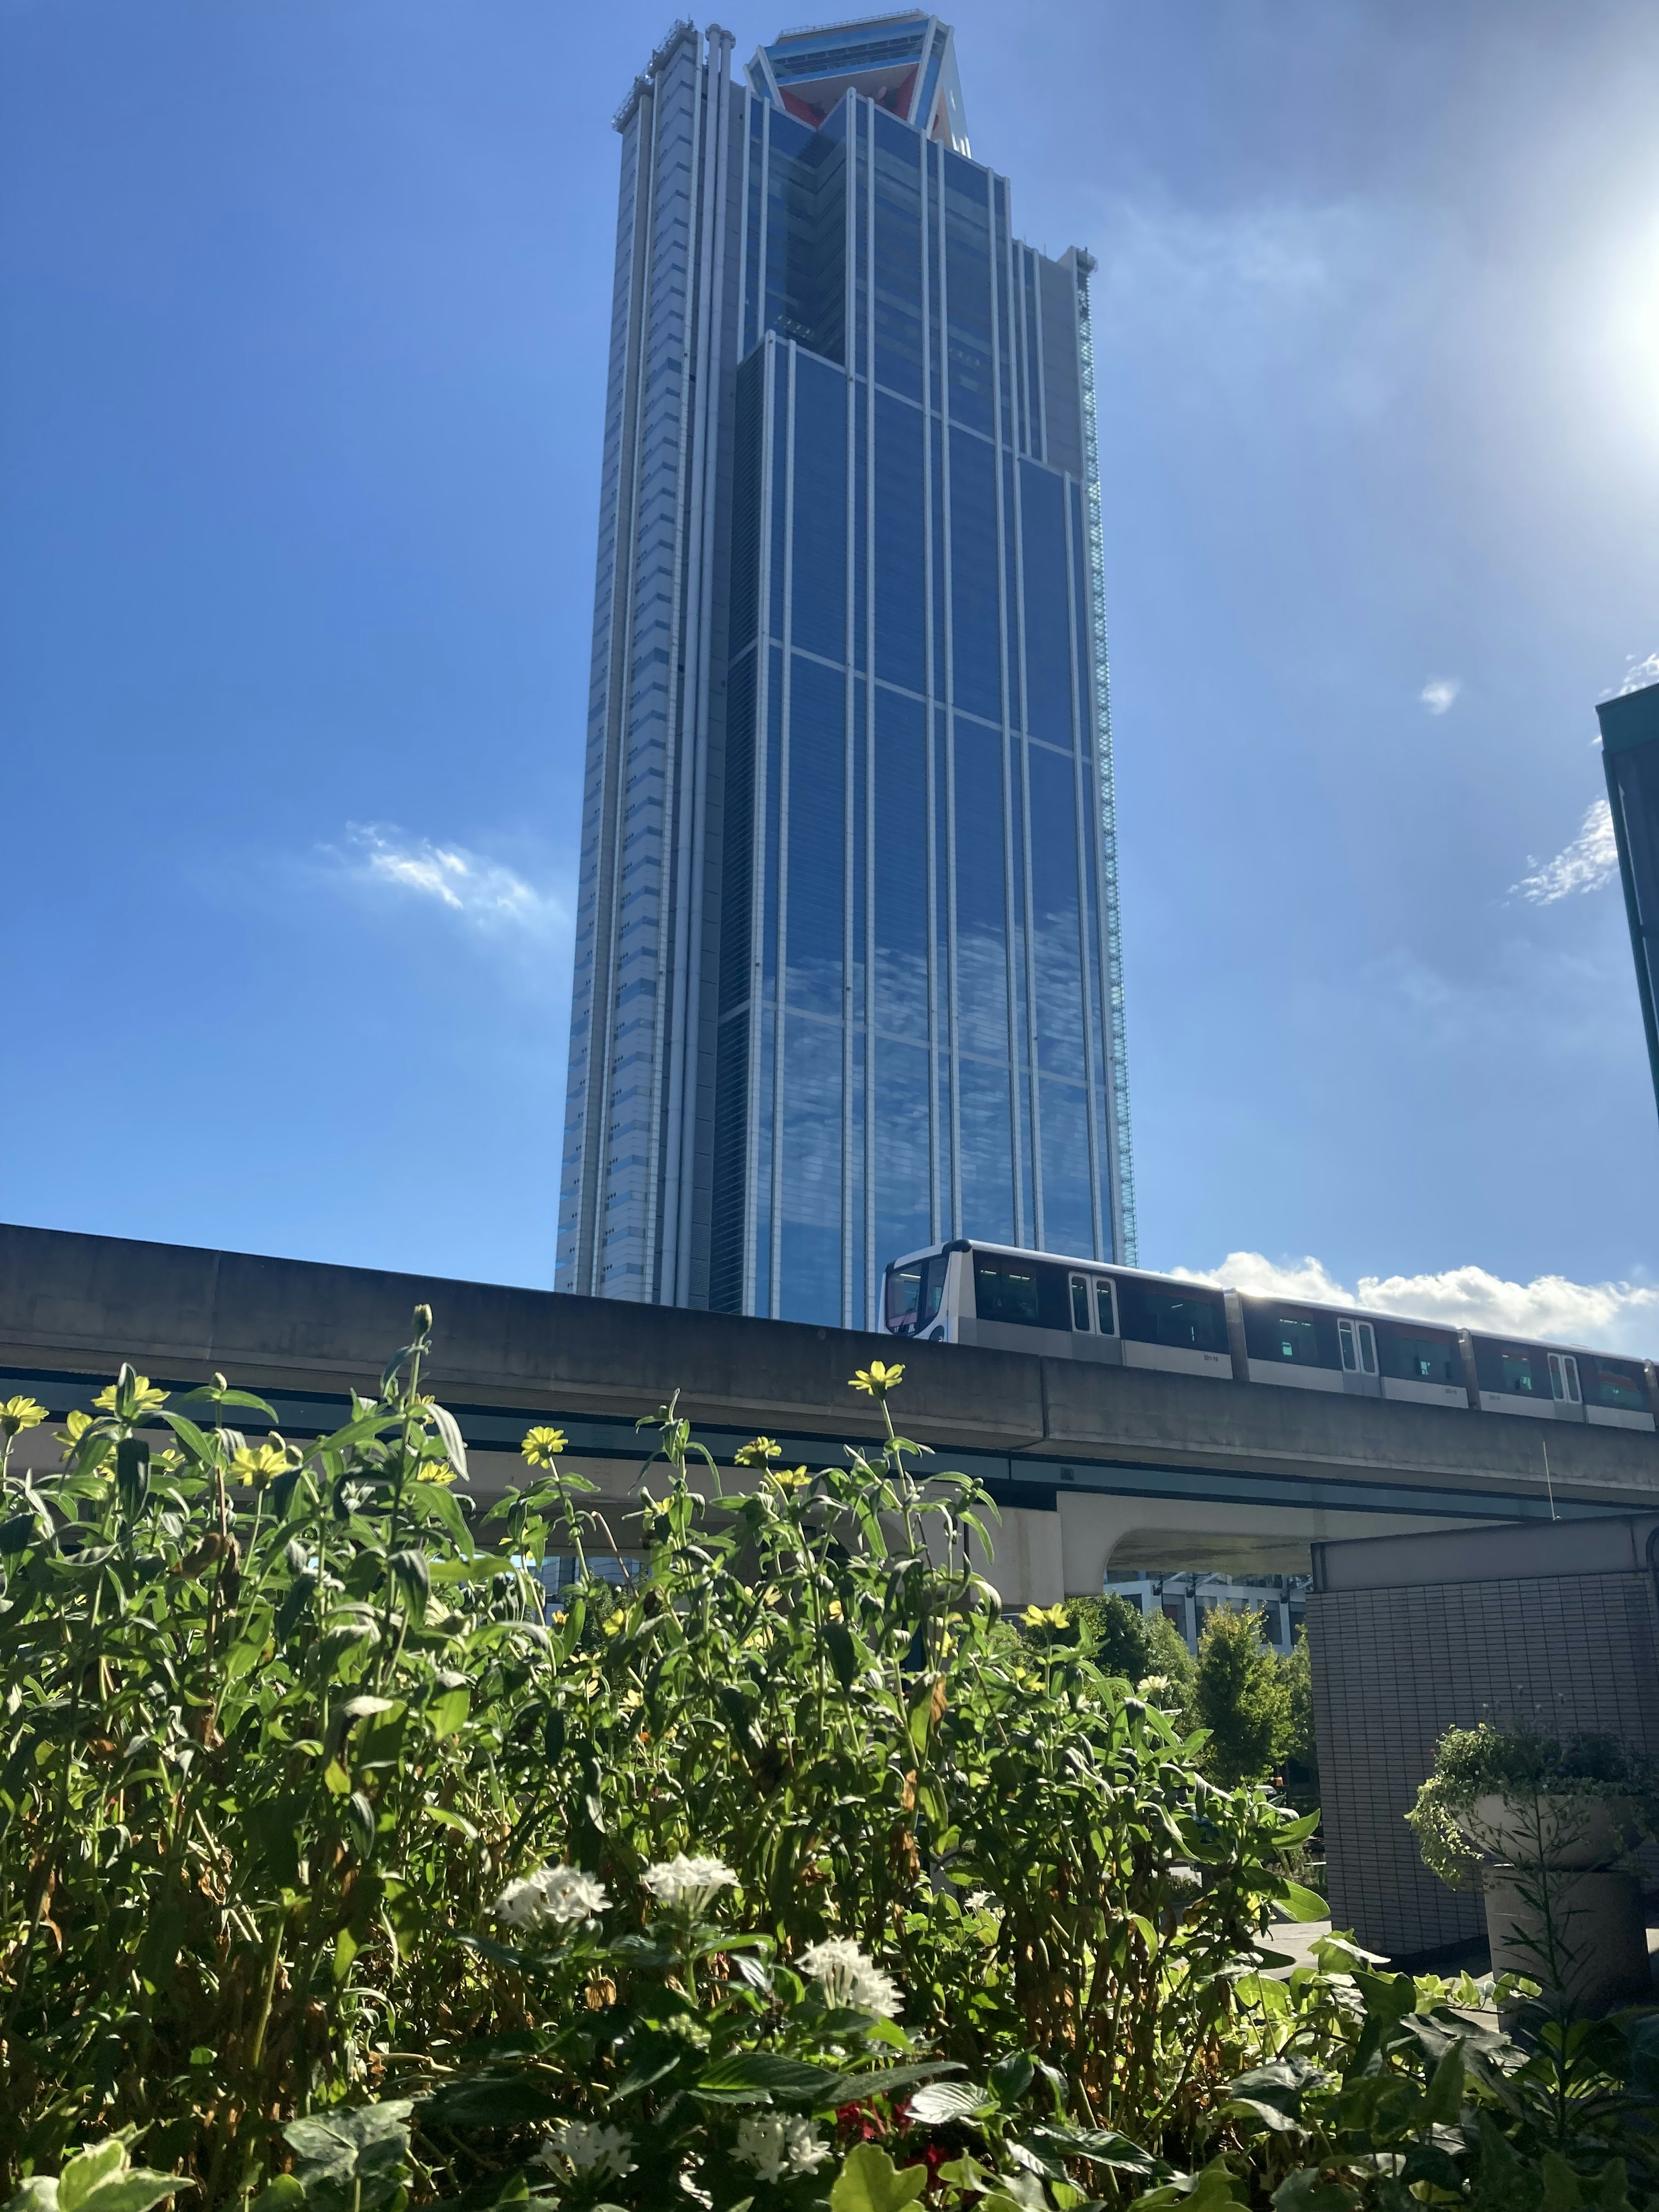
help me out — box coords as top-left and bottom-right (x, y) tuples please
(747, 11), (969, 153)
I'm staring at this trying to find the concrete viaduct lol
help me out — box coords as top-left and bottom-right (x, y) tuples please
(4, 1224), (1656, 1604)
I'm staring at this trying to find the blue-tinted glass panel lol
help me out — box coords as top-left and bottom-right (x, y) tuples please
(950, 431), (1000, 720)
(1039, 1078), (1094, 1258)
(755, 1004), (776, 1314)
(1019, 462), (1073, 747)
(786, 652), (845, 1015)
(871, 113), (924, 400)
(874, 1037), (931, 1278)
(874, 686), (928, 1034)
(791, 353), (847, 661)
(942, 151), (992, 435)
(953, 717), (1008, 1060)
(957, 1057), (1015, 1244)
(1027, 743), (1087, 1081)
(874, 393), (925, 693)
(780, 1014), (841, 1323)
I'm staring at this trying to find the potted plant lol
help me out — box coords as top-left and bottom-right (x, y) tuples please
(1407, 1721), (1656, 2013)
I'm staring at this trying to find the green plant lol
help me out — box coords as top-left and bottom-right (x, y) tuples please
(1407, 1725), (1658, 1889)
(1193, 1610), (1289, 1789)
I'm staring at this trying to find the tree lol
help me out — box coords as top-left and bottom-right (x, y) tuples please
(1279, 1624), (1319, 1809)
(1069, 1592), (1153, 1681)
(1194, 1606), (1290, 1786)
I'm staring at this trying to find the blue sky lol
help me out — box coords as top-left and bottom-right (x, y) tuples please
(3, 0), (1658, 1346)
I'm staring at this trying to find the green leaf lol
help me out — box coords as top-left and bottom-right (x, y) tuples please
(1, 2180), (59, 2212)
(247, 2180), (305, 2212)
(76, 2182), (192, 2212)
(1421, 2040), (1465, 2127)
(421, 1805), (479, 1841)
(989, 2053), (1035, 2108)
(429, 1685), (470, 1740)
(905, 2080), (988, 2125)
(1275, 1881), (1329, 1923)
(60, 2146), (126, 2212)
(825, 2060), (963, 2105)
(421, 2075), (563, 2129)
(829, 2144), (929, 2212)
(1029, 2126), (1162, 2177)
(696, 2052), (841, 2104)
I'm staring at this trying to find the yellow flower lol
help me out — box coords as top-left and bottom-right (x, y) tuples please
(93, 1374), (167, 1416)
(0, 1396), (47, 1438)
(1022, 1603), (1070, 1631)
(734, 1435), (782, 1465)
(231, 1441), (290, 1487)
(849, 1360), (903, 1398)
(60, 1409), (95, 1444)
(414, 1457), (457, 1485)
(769, 1465), (810, 1490)
(521, 1426), (568, 1467)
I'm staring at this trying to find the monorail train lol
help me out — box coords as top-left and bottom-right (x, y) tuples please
(881, 1239), (1657, 1432)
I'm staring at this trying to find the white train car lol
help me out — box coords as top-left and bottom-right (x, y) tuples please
(881, 1240), (1658, 1433)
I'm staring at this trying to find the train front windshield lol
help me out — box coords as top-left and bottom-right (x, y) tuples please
(884, 1255), (947, 1335)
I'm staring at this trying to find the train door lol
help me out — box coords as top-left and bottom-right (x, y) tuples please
(1068, 1273), (1093, 1332)
(1547, 1351), (1582, 1408)
(1338, 1318), (1376, 1378)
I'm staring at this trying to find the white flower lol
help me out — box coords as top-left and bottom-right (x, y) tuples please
(493, 1864), (610, 1930)
(532, 2120), (636, 2180)
(965, 1889), (1001, 1917)
(797, 1936), (903, 2018)
(641, 1852), (738, 1912)
(734, 2113), (830, 2182)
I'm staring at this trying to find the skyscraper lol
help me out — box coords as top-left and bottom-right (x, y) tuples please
(557, 14), (1135, 1326)
(1596, 674), (1659, 1128)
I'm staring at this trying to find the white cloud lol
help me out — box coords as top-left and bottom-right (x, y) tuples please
(1419, 676), (1461, 715)
(334, 824), (568, 941)
(1171, 1251), (1659, 1358)
(1510, 797), (1618, 905)
(1612, 650), (1659, 698)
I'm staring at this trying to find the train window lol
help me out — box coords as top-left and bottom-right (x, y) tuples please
(1069, 1274), (1092, 1331)
(1580, 1358), (1647, 1411)
(1094, 1278), (1116, 1336)
(919, 1259), (947, 1328)
(1375, 1325), (1460, 1385)
(1497, 1351), (1540, 1395)
(974, 1255), (1040, 1325)
(886, 1264), (922, 1332)
(1241, 1305), (1338, 1367)
(1117, 1280), (1229, 1353)
(973, 1252), (1070, 1329)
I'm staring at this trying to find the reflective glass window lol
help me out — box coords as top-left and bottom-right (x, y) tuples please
(874, 688), (929, 1035)
(1243, 1307), (1338, 1368)
(1027, 744), (1087, 1082)
(1375, 1324), (1461, 1386)
(874, 393), (926, 692)
(1118, 1283), (1229, 1354)
(952, 718), (1009, 1060)
(1019, 462), (1073, 747)
(1070, 1275), (1091, 1331)
(942, 152), (992, 435)
(1472, 1341), (1548, 1397)
(785, 653), (845, 1015)
(957, 1058), (1015, 1244)
(871, 114), (924, 400)
(885, 1262), (922, 1330)
(950, 431), (1001, 720)
(779, 1013), (842, 1324)
(1579, 1357), (1649, 1411)
(1038, 1077), (1094, 1257)
(791, 354), (846, 662)
(1094, 1278), (1116, 1335)
(871, 1035), (938, 1283)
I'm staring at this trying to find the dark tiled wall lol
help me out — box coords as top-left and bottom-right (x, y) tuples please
(1309, 1573), (1659, 1960)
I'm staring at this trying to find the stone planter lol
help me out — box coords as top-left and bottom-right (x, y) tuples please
(1455, 1793), (1651, 2013)
(1482, 1867), (1651, 2013)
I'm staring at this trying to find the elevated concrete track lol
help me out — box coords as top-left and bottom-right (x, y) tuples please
(4, 1225), (1655, 1602)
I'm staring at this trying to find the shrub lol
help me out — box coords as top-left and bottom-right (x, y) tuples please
(1193, 1608), (1290, 1789)
(1407, 1723), (1659, 1888)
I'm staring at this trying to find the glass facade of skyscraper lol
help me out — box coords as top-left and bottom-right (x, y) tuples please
(1597, 676), (1659, 1128)
(558, 16), (1135, 1326)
